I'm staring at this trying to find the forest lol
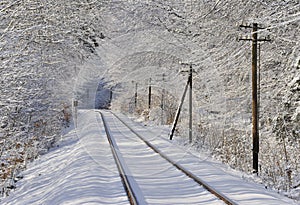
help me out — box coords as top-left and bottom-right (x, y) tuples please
(0, 0), (299, 200)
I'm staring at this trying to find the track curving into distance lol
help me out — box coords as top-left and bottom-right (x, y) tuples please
(99, 110), (237, 205)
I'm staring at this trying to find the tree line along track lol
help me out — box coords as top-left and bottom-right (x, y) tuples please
(99, 110), (238, 205)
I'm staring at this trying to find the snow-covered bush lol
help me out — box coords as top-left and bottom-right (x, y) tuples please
(0, 0), (105, 196)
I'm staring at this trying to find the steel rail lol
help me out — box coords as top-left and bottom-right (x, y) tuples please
(99, 112), (147, 205)
(111, 112), (238, 205)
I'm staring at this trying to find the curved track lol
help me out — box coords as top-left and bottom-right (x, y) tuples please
(99, 111), (237, 205)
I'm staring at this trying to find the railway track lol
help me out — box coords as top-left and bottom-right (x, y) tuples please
(99, 111), (238, 205)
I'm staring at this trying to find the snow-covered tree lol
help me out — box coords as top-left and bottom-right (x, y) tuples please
(0, 0), (298, 199)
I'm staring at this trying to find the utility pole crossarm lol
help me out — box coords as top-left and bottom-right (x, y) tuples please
(239, 37), (272, 42)
(239, 24), (266, 30)
(239, 23), (272, 43)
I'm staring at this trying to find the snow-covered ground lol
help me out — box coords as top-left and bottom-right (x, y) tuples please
(1, 110), (129, 205)
(1, 110), (298, 205)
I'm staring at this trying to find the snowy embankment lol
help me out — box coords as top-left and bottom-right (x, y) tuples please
(1, 110), (129, 205)
(116, 113), (299, 205)
(1, 110), (299, 204)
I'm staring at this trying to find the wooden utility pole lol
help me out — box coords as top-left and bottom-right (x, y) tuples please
(169, 73), (190, 140)
(73, 100), (78, 127)
(169, 64), (194, 144)
(134, 82), (138, 109)
(252, 23), (259, 174)
(148, 78), (152, 109)
(110, 89), (113, 106)
(239, 23), (271, 174)
(161, 74), (165, 125)
(188, 64), (193, 144)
